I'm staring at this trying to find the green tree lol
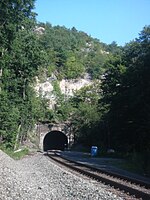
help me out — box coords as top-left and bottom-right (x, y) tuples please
(0, 0), (49, 149)
(69, 83), (101, 146)
(64, 52), (85, 79)
(100, 26), (150, 154)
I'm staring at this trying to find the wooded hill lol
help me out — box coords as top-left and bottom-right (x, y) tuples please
(36, 22), (114, 80)
(0, 0), (150, 175)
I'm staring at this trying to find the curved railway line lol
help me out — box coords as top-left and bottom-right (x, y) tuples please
(45, 151), (150, 200)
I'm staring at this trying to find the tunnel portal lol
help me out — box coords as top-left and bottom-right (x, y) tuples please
(43, 130), (68, 151)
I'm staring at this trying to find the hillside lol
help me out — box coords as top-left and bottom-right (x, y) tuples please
(36, 22), (112, 80)
(35, 73), (93, 109)
(33, 23), (112, 113)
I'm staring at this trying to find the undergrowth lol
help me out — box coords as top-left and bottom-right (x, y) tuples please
(0, 145), (29, 160)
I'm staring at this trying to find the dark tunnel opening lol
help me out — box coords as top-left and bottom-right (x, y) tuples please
(43, 131), (68, 151)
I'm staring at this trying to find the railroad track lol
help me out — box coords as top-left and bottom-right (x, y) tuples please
(45, 151), (150, 200)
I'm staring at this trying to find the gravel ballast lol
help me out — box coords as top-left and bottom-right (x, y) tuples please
(0, 150), (133, 200)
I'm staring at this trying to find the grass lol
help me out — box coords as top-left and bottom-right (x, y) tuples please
(0, 145), (29, 160)
(107, 159), (141, 173)
(77, 149), (150, 177)
(98, 152), (150, 177)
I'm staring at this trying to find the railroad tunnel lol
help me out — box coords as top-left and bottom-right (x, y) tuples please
(43, 130), (68, 151)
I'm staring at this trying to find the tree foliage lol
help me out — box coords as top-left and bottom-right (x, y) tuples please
(0, 0), (48, 148)
(100, 26), (150, 154)
(38, 22), (109, 80)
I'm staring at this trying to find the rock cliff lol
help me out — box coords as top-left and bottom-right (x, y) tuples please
(35, 73), (93, 108)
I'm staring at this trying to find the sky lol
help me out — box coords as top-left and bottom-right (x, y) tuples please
(34, 0), (150, 46)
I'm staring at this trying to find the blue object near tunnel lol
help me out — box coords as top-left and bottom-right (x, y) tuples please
(91, 146), (98, 157)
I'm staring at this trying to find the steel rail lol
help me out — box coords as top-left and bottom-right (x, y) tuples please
(57, 153), (150, 189)
(46, 152), (150, 200)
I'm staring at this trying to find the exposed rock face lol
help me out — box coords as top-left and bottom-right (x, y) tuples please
(59, 76), (92, 97)
(34, 26), (45, 35)
(35, 74), (93, 108)
(35, 80), (54, 98)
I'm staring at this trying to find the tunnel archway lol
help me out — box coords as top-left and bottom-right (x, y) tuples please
(43, 130), (68, 151)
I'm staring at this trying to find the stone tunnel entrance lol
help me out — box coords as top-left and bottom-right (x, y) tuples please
(43, 130), (68, 151)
